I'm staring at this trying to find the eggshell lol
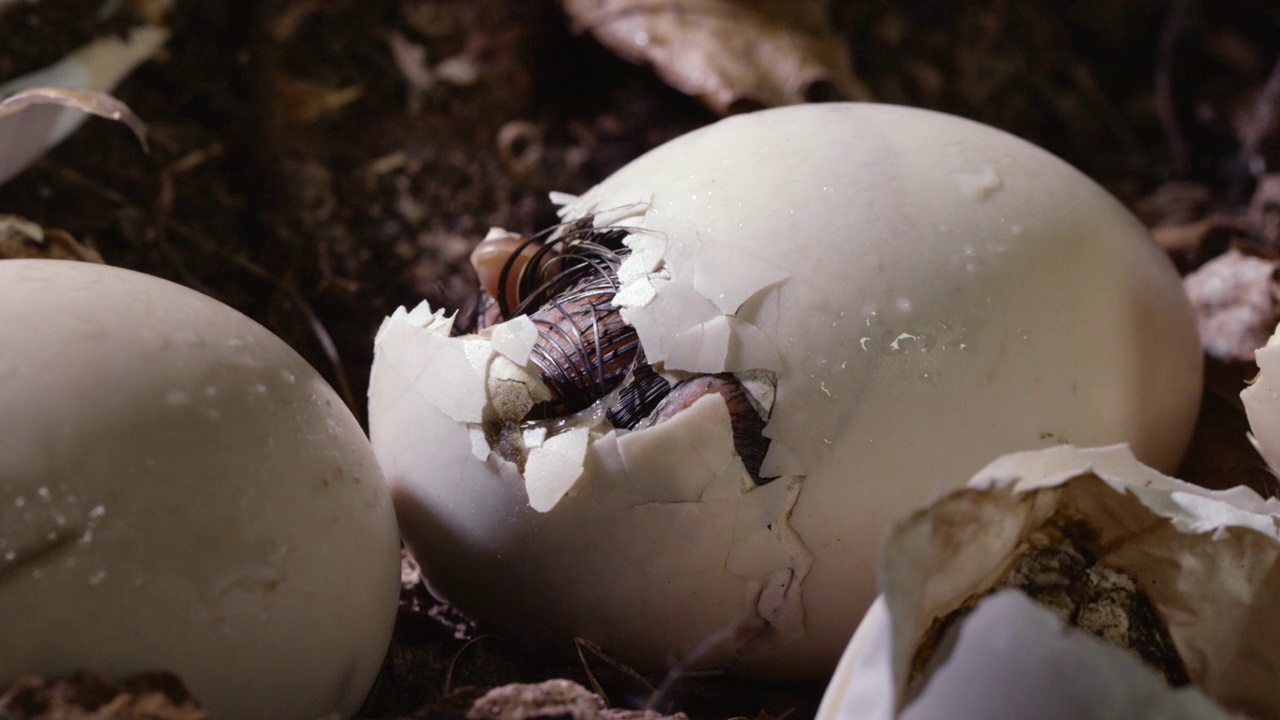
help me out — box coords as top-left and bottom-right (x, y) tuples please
(371, 104), (1202, 678)
(1242, 322), (1280, 473)
(817, 445), (1280, 720)
(0, 24), (168, 186)
(0, 260), (400, 719)
(820, 592), (1242, 720)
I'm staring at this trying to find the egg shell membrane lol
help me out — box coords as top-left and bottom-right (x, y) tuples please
(876, 445), (1280, 719)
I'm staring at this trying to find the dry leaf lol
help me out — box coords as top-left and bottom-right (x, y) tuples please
(0, 86), (148, 151)
(0, 215), (104, 263)
(467, 680), (689, 720)
(560, 0), (869, 113)
(1183, 248), (1280, 362)
(0, 671), (207, 720)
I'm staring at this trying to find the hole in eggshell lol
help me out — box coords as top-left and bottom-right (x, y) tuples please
(465, 214), (777, 484)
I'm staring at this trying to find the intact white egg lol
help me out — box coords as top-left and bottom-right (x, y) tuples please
(0, 260), (400, 719)
(370, 103), (1202, 678)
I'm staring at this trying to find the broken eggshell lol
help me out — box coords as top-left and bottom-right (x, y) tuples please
(1242, 323), (1280, 475)
(821, 592), (1245, 720)
(0, 8), (167, 186)
(0, 261), (401, 720)
(370, 103), (1202, 678)
(816, 445), (1280, 720)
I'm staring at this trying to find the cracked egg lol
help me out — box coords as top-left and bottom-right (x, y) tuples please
(369, 103), (1202, 678)
(0, 260), (400, 720)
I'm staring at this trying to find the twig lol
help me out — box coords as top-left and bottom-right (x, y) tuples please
(443, 634), (498, 696)
(573, 636), (657, 708)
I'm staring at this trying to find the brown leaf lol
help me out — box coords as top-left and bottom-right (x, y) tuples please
(466, 679), (690, 720)
(0, 671), (207, 720)
(1183, 248), (1280, 362)
(0, 86), (149, 151)
(560, 0), (869, 113)
(0, 215), (104, 263)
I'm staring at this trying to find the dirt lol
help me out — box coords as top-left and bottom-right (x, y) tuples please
(4, 0), (1280, 717)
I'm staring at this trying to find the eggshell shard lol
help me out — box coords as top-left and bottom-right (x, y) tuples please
(0, 23), (168, 186)
(371, 103), (1203, 678)
(0, 260), (401, 720)
(1242, 322), (1280, 474)
(817, 445), (1280, 720)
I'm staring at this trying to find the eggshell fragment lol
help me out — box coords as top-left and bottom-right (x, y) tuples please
(372, 104), (1203, 678)
(1242, 321), (1280, 474)
(0, 23), (168, 186)
(0, 260), (400, 720)
(818, 445), (1280, 720)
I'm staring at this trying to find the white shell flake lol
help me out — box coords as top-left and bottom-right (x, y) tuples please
(0, 21), (168, 185)
(1242, 322), (1280, 475)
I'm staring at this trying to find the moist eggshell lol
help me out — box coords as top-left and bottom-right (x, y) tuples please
(0, 260), (400, 720)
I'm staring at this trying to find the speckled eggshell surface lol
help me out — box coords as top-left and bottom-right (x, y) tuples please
(0, 260), (400, 720)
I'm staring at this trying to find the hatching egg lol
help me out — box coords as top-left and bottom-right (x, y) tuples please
(370, 103), (1202, 678)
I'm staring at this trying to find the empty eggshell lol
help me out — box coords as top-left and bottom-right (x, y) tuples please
(817, 445), (1280, 720)
(0, 260), (400, 720)
(820, 592), (1243, 720)
(370, 103), (1202, 678)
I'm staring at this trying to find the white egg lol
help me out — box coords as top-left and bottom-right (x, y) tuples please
(369, 103), (1202, 679)
(0, 260), (400, 719)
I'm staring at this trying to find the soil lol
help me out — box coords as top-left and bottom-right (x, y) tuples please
(4, 0), (1280, 717)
